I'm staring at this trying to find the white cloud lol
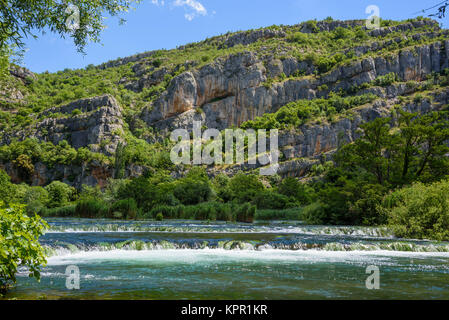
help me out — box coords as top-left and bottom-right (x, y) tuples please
(151, 0), (165, 5)
(150, 0), (208, 21)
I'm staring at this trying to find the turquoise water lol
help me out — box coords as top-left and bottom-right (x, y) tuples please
(5, 218), (449, 300)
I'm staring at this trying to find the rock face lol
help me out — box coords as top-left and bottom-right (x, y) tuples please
(278, 94), (441, 162)
(222, 28), (286, 48)
(141, 51), (316, 132)
(200, 91), (447, 178)
(2, 19), (449, 186)
(0, 160), (114, 189)
(141, 39), (449, 133)
(4, 95), (124, 155)
(9, 65), (37, 84)
(0, 66), (36, 106)
(41, 95), (124, 155)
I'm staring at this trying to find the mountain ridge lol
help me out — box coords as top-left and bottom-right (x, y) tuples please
(1, 17), (448, 188)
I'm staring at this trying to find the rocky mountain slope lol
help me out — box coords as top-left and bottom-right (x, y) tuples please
(1, 17), (449, 188)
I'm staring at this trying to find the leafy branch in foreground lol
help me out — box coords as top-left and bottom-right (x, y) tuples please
(0, 203), (48, 293)
(0, 0), (140, 52)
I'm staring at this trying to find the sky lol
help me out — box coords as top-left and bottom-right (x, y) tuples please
(20, 0), (448, 73)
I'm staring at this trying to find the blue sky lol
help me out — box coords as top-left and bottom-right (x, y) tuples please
(21, 0), (447, 73)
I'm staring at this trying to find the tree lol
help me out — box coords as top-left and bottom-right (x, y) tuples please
(13, 154), (34, 181)
(382, 180), (449, 241)
(114, 142), (126, 179)
(44, 181), (75, 208)
(0, 0), (140, 52)
(22, 186), (49, 215)
(278, 177), (314, 205)
(336, 111), (449, 186)
(0, 203), (48, 293)
(0, 0), (141, 79)
(173, 168), (212, 205)
(117, 176), (157, 212)
(396, 110), (449, 184)
(0, 169), (14, 204)
(228, 173), (265, 203)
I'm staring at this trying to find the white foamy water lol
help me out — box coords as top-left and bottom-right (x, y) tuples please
(45, 248), (449, 267)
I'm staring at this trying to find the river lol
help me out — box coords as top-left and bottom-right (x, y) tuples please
(5, 218), (449, 299)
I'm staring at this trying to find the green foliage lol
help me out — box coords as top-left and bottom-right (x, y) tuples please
(373, 72), (398, 87)
(13, 154), (34, 180)
(241, 93), (377, 130)
(45, 181), (75, 208)
(0, 0), (139, 52)
(253, 190), (293, 209)
(301, 202), (328, 225)
(0, 203), (48, 292)
(147, 202), (250, 222)
(382, 180), (449, 240)
(110, 198), (138, 220)
(75, 199), (109, 219)
(305, 110), (449, 226)
(278, 177), (315, 205)
(304, 20), (319, 33)
(173, 168), (213, 205)
(332, 27), (353, 40)
(0, 169), (14, 205)
(337, 111), (449, 185)
(0, 138), (111, 168)
(255, 208), (302, 221)
(40, 205), (76, 217)
(22, 186), (49, 215)
(117, 176), (157, 212)
(235, 203), (256, 223)
(228, 173), (265, 203)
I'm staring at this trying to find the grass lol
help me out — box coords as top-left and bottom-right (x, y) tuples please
(255, 208), (303, 221)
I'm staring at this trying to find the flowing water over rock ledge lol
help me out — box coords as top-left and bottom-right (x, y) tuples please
(5, 218), (449, 300)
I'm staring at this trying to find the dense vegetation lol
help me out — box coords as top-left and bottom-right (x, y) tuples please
(0, 17), (448, 287)
(0, 203), (47, 293)
(1, 107), (448, 242)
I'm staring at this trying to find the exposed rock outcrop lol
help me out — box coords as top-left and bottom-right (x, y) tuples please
(4, 95), (124, 155)
(222, 28), (286, 48)
(142, 39), (449, 133)
(9, 65), (37, 84)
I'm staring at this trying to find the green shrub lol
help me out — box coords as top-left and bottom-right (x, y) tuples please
(44, 181), (75, 208)
(382, 180), (449, 240)
(255, 208), (302, 221)
(173, 179), (212, 205)
(155, 212), (164, 221)
(304, 20), (319, 33)
(373, 72), (398, 87)
(287, 32), (310, 44)
(75, 199), (109, 219)
(148, 205), (185, 220)
(301, 202), (328, 225)
(228, 173), (265, 203)
(235, 203), (256, 223)
(0, 203), (48, 292)
(253, 191), (292, 209)
(39, 205), (76, 217)
(278, 177), (315, 205)
(241, 94), (377, 130)
(71, 109), (82, 117)
(0, 169), (14, 205)
(110, 198), (138, 220)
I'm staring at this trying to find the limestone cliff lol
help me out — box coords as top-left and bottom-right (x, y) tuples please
(1, 18), (448, 187)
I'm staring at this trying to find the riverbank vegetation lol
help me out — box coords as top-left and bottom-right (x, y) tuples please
(0, 203), (47, 294)
(1, 108), (448, 240)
